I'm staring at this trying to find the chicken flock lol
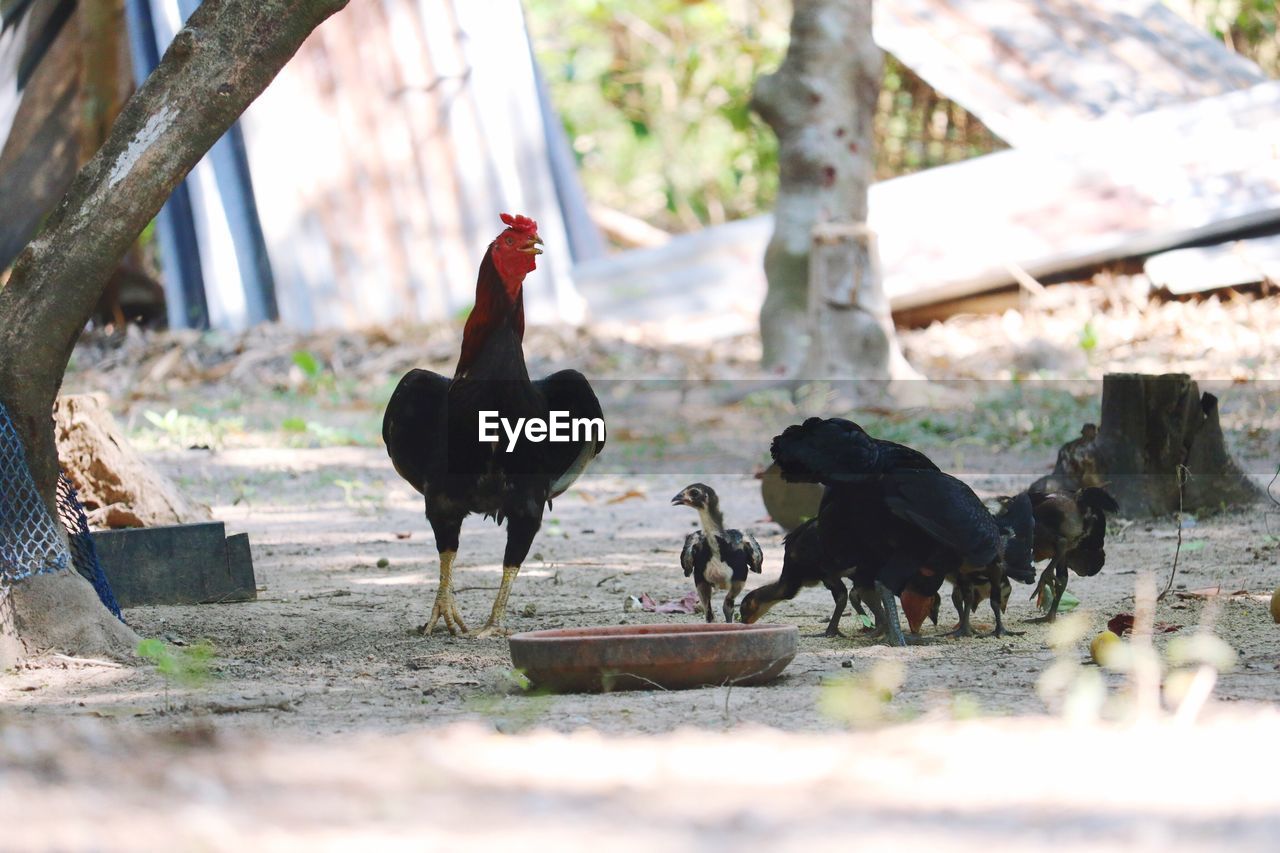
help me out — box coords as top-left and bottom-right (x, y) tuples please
(383, 214), (1117, 644)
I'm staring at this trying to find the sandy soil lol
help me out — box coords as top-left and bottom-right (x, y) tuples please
(4, 284), (1279, 848)
(2, 442), (1278, 849)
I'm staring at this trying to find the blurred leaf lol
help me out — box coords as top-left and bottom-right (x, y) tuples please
(291, 350), (321, 379)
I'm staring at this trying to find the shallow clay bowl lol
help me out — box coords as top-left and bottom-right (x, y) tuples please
(508, 622), (798, 693)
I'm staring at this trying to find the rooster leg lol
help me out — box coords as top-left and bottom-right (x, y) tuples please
(472, 513), (541, 639)
(420, 550), (469, 636)
(945, 575), (975, 638)
(471, 565), (521, 639)
(864, 582), (907, 647)
(1026, 545), (1068, 624)
(722, 579), (744, 624)
(986, 567), (1022, 637)
(821, 577), (849, 637)
(1030, 564), (1054, 603)
(697, 581), (714, 623)
(420, 512), (468, 636)
(1044, 557), (1070, 621)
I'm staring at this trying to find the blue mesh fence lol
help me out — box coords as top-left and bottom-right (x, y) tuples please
(1, 400), (123, 619)
(57, 475), (123, 620)
(0, 401), (69, 583)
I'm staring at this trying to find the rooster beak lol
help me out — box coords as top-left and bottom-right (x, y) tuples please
(520, 235), (544, 255)
(671, 493), (689, 506)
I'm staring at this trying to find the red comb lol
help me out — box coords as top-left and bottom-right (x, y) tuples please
(499, 212), (538, 234)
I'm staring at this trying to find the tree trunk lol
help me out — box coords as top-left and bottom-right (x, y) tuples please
(0, 0), (349, 661)
(1033, 373), (1262, 517)
(751, 0), (914, 380)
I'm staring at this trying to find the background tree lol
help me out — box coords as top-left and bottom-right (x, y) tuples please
(751, 0), (915, 379)
(0, 0), (349, 664)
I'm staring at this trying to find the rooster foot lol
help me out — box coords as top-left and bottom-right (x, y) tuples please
(418, 589), (469, 637)
(1023, 614), (1057, 624)
(986, 625), (1024, 638)
(469, 622), (511, 639)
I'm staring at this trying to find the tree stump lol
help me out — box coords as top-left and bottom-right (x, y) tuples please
(55, 395), (210, 529)
(1033, 373), (1262, 516)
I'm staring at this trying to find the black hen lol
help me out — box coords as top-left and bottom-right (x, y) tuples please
(1027, 487), (1120, 622)
(738, 517), (868, 637)
(383, 214), (605, 638)
(770, 418), (1033, 642)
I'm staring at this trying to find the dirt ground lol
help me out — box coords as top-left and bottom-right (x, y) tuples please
(3, 281), (1280, 849)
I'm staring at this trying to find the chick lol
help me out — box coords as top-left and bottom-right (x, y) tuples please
(672, 483), (763, 622)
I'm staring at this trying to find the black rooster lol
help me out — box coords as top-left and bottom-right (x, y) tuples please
(770, 418), (1034, 644)
(383, 214), (605, 638)
(672, 483), (762, 623)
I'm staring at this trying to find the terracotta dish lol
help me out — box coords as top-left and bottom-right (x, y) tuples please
(508, 622), (798, 693)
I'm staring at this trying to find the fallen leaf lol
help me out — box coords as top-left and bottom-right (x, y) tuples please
(395, 531), (413, 540)
(636, 590), (701, 614)
(606, 489), (646, 505)
(1107, 613), (1181, 635)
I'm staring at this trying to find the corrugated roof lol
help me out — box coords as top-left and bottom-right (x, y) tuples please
(875, 0), (1266, 146)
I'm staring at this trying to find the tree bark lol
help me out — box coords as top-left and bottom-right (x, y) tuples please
(751, 0), (914, 380)
(1033, 373), (1262, 517)
(0, 0), (349, 660)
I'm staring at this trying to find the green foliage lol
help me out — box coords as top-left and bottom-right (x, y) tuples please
(140, 408), (243, 450)
(333, 477), (385, 513)
(526, 0), (788, 231)
(291, 350), (322, 380)
(819, 660), (906, 727)
(859, 385), (1098, 452)
(137, 638), (216, 688)
(1176, 0), (1280, 74)
(1078, 320), (1098, 353)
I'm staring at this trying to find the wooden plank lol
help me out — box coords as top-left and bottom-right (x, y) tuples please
(874, 80), (1280, 310)
(1144, 235), (1280, 295)
(223, 532), (258, 603)
(581, 82), (1280, 329)
(874, 0), (1266, 146)
(573, 216), (771, 342)
(91, 522), (257, 607)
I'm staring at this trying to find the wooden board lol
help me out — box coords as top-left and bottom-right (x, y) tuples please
(874, 0), (1265, 146)
(873, 80), (1280, 310)
(581, 82), (1280, 330)
(91, 522), (257, 608)
(1144, 235), (1280, 294)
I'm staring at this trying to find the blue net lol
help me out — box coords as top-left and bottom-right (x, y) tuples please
(57, 475), (123, 620)
(1, 400), (123, 619)
(0, 401), (69, 583)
